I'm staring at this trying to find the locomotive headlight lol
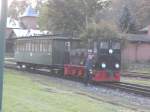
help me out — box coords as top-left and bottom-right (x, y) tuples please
(101, 63), (106, 68)
(109, 49), (113, 54)
(89, 69), (93, 74)
(115, 63), (120, 69)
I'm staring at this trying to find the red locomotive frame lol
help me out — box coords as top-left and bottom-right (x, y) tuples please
(64, 64), (120, 82)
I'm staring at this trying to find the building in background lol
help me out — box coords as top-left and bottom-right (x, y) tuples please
(5, 5), (51, 57)
(19, 5), (39, 29)
(122, 34), (150, 63)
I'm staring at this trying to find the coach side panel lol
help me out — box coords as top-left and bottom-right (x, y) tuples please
(14, 39), (52, 66)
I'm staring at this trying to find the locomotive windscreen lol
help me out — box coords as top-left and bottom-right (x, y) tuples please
(95, 39), (121, 70)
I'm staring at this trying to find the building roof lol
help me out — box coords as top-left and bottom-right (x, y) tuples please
(13, 29), (52, 37)
(20, 5), (38, 18)
(126, 34), (150, 43)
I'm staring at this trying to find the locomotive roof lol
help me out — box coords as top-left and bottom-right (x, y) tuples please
(93, 37), (121, 42)
(14, 34), (80, 41)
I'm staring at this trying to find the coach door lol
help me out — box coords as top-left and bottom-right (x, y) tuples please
(52, 39), (70, 65)
(64, 41), (71, 64)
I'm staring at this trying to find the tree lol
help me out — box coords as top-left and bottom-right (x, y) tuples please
(38, 2), (50, 30)
(8, 0), (28, 18)
(135, 0), (150, 27)
(80, 20), (120, 40)
(38, 0), (111, 35)
(112, 0), (150, 29)
(119, 6), (137, 33)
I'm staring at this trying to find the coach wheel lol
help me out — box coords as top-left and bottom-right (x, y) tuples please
(54, 69), (59, 75)
(26, 65), (31, 69)
(51, 69), (56, 75)
(17, 65), (21, 69)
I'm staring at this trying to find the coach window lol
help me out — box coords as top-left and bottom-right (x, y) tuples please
(30, 40), (32, 52)
(37, 40), (39, 52)
(28, 40), (31, 52)
(38, 40), (40, 52)
(24, 41), (26, 51)
(36, 40), (39, 52)
(35, 40), (38, 52)
(16, 40), (19, 52)
(33, 40), (36, 52)
(21, 40), (23, 52)
(16, 40), (18, 52)
(43, 40), (45, 52)
(23, 40), (25, 52)
(27, 40), (31, 52)
(33, 40), (35, 52)
(20, 40), (22, 52)
(94, 42), (97, 53)
(31, 40), (34, 52)
(48, 41), (52, 52)
(25, 40), (27, 52)
(40, 40), (43, 52)
(41, 40), (44, 52)
(18, 40), (21, 52)
(44, 40), (47, 52)
(19, 41), (21, 52)
(27, 40), (30, 52)
(45, 40), (49, 52)
(43, 40), (47, 52)
(22, 40), (24, 52)
(25, 40), (28, 52)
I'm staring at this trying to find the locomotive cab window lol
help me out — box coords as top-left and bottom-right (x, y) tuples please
(112, 42), (120, 50)
(99, 41), (109, 49)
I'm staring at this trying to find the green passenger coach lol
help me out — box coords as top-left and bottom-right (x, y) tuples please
(14, 35), (80, 69)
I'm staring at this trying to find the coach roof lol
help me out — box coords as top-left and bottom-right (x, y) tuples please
(14, 34), (80, 41)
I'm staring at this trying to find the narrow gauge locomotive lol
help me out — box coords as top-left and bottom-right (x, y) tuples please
(14, 35), (121, 82)
(64, 38), (121, 82)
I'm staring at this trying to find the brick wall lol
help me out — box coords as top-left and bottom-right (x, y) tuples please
(122, 42), (150, 64)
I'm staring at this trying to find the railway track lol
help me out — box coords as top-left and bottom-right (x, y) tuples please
(122, 72), (150, 79)
(99, 82), (150, 97)
(5, 62), (150, 98)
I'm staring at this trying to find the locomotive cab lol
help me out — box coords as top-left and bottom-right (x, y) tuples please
(92, 38), (121, 82)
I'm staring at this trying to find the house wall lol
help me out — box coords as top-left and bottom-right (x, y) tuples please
(122, 42), (150, 63)
(6, 28), (13, 39)
(5, 28), (16, 56)
(20, 16), (37, 29)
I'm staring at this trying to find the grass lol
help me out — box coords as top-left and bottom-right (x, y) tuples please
(127, 67), (150, 74)
(3, 70), (135, 112)
(122, 77), (150, 86)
